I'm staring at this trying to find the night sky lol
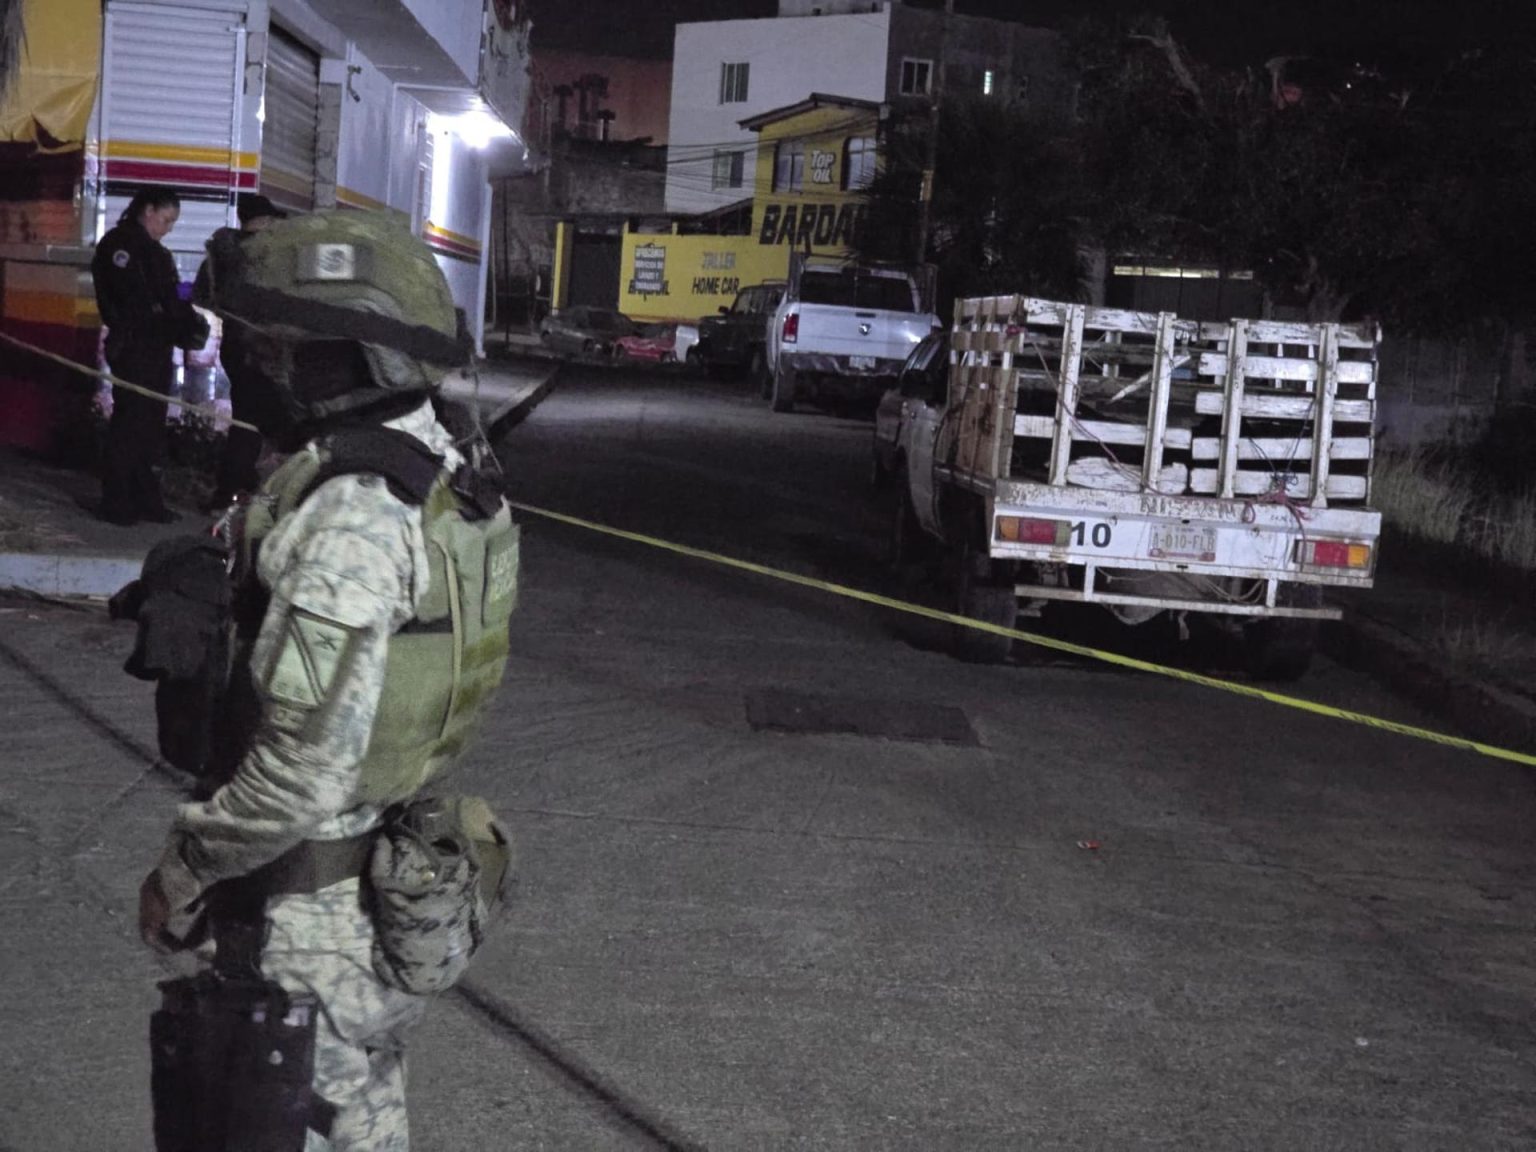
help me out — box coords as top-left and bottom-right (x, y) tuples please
(527, 0), (1529, 70)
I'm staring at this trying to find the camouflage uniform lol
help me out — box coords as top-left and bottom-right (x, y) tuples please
(151, 399), (463, 1151)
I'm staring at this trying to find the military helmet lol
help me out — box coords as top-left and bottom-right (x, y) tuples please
(219, 210), (470, 431)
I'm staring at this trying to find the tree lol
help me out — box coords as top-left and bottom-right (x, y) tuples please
(858, 96), (1086, 316)
(1073, 17), (1536, 332)
(864, 15), (1535, 339)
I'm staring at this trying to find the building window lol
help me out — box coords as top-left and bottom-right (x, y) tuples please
(712, 149), (745, 190)
(983, 70), (994, 96)
(719, 61), (750, 104)
(773, 140), (805, 192)
(843, 136), (876, 190)
(900, 57), (932, 96)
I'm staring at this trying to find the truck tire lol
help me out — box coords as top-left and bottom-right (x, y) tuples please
(888, 479), (927, 569)
(1243, 585), (1322, 681)
(751, 350), (770, 397)
(952, 539), (1017, 664)
(770, 362), (796, 412)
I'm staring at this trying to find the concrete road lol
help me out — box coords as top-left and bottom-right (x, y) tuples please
(467, 366), (1536, 1149)
(0, 365), (1531, 1150)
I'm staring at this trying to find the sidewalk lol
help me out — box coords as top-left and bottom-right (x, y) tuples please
(0, 356), (559, 600)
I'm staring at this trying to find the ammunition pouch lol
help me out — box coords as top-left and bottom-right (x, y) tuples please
(366, 795), (513, 995)
(150, 973), (333, 1152)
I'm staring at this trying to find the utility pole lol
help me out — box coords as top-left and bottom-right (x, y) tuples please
(914, 0), (954, 266)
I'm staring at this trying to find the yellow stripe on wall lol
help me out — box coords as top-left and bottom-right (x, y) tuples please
(337, 185), (391, 212)
(3, 289), (98, 326)
(424, 221), (480, 254)
(103, 140), (259, 169)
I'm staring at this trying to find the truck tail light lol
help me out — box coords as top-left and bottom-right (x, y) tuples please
(782, 312), (799, 344)
(1297, 538), (1372, 570)
(996, 516), (1065, 545)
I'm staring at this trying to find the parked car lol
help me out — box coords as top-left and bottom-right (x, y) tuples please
(614, 323), (681, 363)
(693, 280), (785, 379)
(540, 306), (638, 357)
(673, 322), (700, 366)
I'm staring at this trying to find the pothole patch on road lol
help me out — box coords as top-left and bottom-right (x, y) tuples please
(745, 688), (980, 746)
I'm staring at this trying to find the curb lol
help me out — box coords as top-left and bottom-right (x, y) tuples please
(484, 364), (560, 436)
(1324, 616), (1536, 756)
(0, 371), (561, 601)
(0, 552), (139, 600)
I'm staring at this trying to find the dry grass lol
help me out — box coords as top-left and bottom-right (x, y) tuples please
(1433, 611), (1536, 683)
(1496, 488), (1536, 573)
(1372, 452), (1536, 684)
(1373, 450), (1536, 573)
(1372, 451), (1477, 546)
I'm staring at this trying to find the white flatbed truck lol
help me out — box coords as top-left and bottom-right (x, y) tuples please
(880, 295), (1383, 677)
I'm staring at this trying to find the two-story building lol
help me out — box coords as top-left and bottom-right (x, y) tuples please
(0, 0), (530, 454)
(664, 0), (1070, 217)
(552, 93), (884, 324)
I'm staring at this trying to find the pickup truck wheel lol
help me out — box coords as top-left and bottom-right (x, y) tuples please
(750, 351), (770, 397)
(770, 362), (797, 412)
(888, 481), (927, 569)
(1243, 586), (1322, 681)
(952, 542), (1017, 664)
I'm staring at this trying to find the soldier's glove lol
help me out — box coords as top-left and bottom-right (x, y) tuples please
(139, 870), (203, 955)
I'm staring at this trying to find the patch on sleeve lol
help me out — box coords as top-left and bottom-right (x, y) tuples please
(112, 250), (130, 268)
(263, 608), (362, 734)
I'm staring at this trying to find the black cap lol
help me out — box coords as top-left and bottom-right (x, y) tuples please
(236, 193), (288, 226)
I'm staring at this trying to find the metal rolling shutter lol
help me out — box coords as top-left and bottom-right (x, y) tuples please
(100, 1), (246, 260)
(261, 27), (320, 211)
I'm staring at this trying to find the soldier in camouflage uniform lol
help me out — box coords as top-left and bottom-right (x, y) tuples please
(138, 211), (517, 1151)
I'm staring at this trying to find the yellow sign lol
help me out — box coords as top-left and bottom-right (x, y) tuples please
(613, 97), (883, 322)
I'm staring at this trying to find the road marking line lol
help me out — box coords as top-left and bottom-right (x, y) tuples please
(508, 500), (1536, 769)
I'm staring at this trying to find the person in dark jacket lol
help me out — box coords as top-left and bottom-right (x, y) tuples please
(92, 188), (202, 525)
(194, 192), (287, 510)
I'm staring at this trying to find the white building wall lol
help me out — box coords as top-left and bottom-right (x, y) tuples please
(665, 12), (891, 214)
(401, 0), (484, 84)
(90, 0), (495, 342)
(334, 50), (399, 212)
(424, 121), (489, 343)
(386, 90), (429, 217)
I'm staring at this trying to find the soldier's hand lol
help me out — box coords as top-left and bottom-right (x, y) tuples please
(138, 870), (178, 954)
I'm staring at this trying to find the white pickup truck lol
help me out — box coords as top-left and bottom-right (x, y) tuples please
(874, 295), (1383, 678)
(764, 253), (939, 413)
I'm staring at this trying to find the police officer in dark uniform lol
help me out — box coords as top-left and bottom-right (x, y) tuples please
(92, 188), (203, 526)
(194, 193), (287, 509)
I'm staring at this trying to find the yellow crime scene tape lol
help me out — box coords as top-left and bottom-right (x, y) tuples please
(507, 500), (1536, 769)
(0, 329), (260, 432)
(4, 327), (1528, 767)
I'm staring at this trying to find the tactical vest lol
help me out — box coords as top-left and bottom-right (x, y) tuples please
(229, 427), (518, 809)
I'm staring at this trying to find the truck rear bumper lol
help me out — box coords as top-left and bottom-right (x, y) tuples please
(783, 351), (905, 388)
(982, 484), (1380, 618)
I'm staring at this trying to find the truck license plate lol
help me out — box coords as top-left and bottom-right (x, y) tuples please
(849, 355), (877, 370)
(1147, 524), (1217, 562)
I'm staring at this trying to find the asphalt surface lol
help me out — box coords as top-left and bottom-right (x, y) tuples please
(0, 363), (1532, 1149)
